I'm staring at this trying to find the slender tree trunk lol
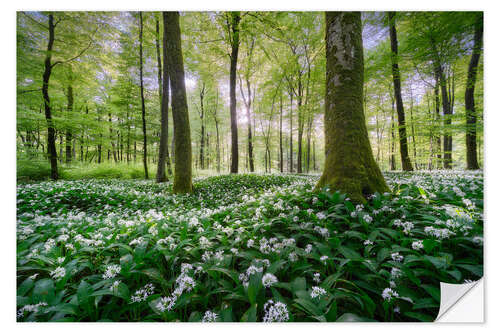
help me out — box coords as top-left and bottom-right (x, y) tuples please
(199, 83), (205, 169)
(65, 84), (73, 164)
(316, 12), (388, 202)
(229, 12), (241, 173)
(279, 94), (283, 173)
(245, 79), (254, 172)
(465, 15), (482, 170)
(139, 12), (149, 179)
(164, 11), (193, 193)
(388, 12), (413, 171)
(289, 89), (293, 173)
(42, 13), (58, 179)
(156, 16), (170, 182)
(390, 99), (396, 171)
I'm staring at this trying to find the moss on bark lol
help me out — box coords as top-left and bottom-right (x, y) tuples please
(315, 12), (389, 203)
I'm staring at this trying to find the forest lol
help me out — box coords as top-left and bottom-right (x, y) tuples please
(16, 11), (483, 322)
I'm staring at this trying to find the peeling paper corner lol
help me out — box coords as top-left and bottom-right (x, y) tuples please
(435, 278), (484, 322)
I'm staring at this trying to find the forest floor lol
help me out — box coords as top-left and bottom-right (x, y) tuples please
(16, 171), (483, 322)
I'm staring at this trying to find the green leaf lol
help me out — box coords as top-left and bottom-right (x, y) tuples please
(404, 311), (435, 322)
(421, 284), (440, 302)
(336, 313), (377, 322)
(291, 277), (307, 294)
(240, 303), (257, 322)
(18, 277), (35, 296)
(338, 245), (362, 260)
(33, 278), (55, 304)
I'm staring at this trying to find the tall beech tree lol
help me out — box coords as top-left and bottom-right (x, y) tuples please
(41, 13), (59, 179)
(164, 11), (193, 193)
(316, 12), (388, 203)
(228, 12), (241, 173)
(465, 14), (483, 170)
(388, 12), (413, 171)
(138, 11), (148, 179)
(157, 14), (172, 182)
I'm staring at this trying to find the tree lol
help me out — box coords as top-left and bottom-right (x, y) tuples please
(157, 14), (171, 183)
(228, 12), (241, 173)
(465, 13), (482, 170)
(388, 12), (413, 171)
(41, 13), (59, 179)
(316, 12), (388, 203)
(138, 12), (149, 179)
(164, 11), (193, 193)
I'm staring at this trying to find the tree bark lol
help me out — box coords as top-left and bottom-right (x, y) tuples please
(164, 11), (193, 193)
(156, 15), (170, 182)
(139, 12), (149, 179)
(388, 12), (413, 171)
(229, 12), (241, 173)
(65, 83), (73, 164)
(279, 94), (283, 173)
(465, 15), (482, 170)
(42, 13), (58, 180)
(316, 12), (389, 202)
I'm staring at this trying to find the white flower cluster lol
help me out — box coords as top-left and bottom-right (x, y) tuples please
(50, 266), (66, 280)
(262, 273), (278, 288)
(102, 264), (121, 279)
(412, 240), (424, 250)
(310, 286), (327, 299)
(17, 302), (48, 318)
(263, 300), (289, 322)
(131, 283), (155, 303)
(424, 226), (455, 239)
(202, 310), (218, 322)
(382, 287), (399, 301)
(391, 252), (404, 262)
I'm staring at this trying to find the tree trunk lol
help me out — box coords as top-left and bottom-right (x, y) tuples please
(156, 16), (170, 182)
(164, 11), (193, 193)
(65, 84), (73, 164)
(465, 15), (482, 170)
(289, 89), (293, 173)
(279, 94), (283, 173)
(199, 83), (205, 169)
(42, 13), (58, 180)
(316, 12), (388, 202)
(139, 12), (149, 179)
(388, 12), (413, 171)
(229, 12), (241, 174)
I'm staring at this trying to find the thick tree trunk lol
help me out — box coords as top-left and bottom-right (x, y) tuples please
(139, 12), (149, 179)
(229, 12), (241, 174)
(316, 12), (388, 202)
(465, 15), (482, 170)
(65, 84), (73, 164)
(42, 13), (58, 180)
(156, 16), (170, 182)
(164, 11), (193, 193)
(388, 12), (413, 171)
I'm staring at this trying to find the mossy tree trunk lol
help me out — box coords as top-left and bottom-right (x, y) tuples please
(465, 14), (482, 170)
(164, 11), (193, 194)
(388, 12), (413, 171)
(315, 12), (389, 203)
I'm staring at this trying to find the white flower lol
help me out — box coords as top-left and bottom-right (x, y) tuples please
(199, 236), (211, 249)
(391, 267), (403, 279)
(313, 272), (321, 283)
(320, 255), (329, 263)
(391, 252), (404, 262)
(412, 240), (424, 250)
(363, 214), (373, 223)
(364, 240), (374, 246)
(17, 302), (48, 318)
(316, 212), (326, 220)
(310, 286), (327, 299)
(202, 310), (218, 322)
(247, 239), (255, 248)
(103, 264), (121, 279)
(382, 288), (399, 301)
(288, 252), (298, 262)
(262, 273), (278, 288)
(110, 280), (121, 291)
(56, 257), (65, 264)
(156, 295), (177, 312)
(50, 266), (66, 280)
(131, 283), (155, 303)
(263, 300), (289, 322)
(305, 244), (313, 254)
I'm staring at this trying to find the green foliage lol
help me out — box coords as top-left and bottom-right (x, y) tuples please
(17, 172), (483, 322)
